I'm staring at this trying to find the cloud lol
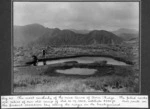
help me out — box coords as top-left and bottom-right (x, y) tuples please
(13, 2), (139, 30)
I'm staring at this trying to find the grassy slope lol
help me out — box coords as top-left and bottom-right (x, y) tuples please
(13, 43), (139, 93)
(14, 65), (138, 93)
(14, 44), (134, 66)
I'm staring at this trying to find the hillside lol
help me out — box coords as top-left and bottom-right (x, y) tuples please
(14, 24), (46, 47)
(14, 24), (124, 47)
(87, 30), (123, 44)
(33, 29), (123, 46)
(70, 29), (90, 34)
(112, 28), (139, 41)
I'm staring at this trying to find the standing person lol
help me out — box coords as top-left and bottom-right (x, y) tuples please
(42, 49), (46, 57)
(42, 49), (46, 65)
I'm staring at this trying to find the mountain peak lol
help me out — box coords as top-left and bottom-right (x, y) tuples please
(14, 23), (124, 47)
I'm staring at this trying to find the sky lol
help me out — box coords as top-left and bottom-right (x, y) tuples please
(13, 2), (139, 31)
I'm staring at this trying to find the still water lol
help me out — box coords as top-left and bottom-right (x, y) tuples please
(56, 68), (97, 75)
(37, 56), (127, 66)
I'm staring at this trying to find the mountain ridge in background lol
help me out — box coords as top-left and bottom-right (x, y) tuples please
(14, 24), (138, 47)
(112, 28), (139, 41)
(14, 23), (46, 47)
(70, 29), (90, 34)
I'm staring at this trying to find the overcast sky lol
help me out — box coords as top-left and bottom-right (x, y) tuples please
(13, 2), (139, 31)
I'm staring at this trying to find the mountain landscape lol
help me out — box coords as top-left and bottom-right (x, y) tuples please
(112, 28), (139, 41)
(70, 29), (90, 34)
(13, 2), (140, 94)
(13, 24), (139, 93)
(32, 29), (123, 46)
(14, 24), (46, 47)
(13, 24), (139, 47)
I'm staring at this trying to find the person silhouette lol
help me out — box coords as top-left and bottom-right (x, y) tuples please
(42, 49), (46, 65)
(42, 50), (46, 57)
(32, 55), (38, 66)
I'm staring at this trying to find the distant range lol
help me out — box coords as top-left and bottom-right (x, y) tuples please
(14, 23), (139, 47)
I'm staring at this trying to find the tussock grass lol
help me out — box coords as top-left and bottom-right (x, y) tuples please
(84, 75), (138, 92)
(14, 71), (138, 93)
(13, 44), (139, 93)
(14, 44), (134, 66)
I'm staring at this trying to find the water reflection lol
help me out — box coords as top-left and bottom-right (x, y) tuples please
(56, 68), (97, 75)
(37, 57), (128, 66)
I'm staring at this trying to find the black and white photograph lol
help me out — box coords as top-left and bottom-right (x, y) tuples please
(13, 1), (140, 93)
